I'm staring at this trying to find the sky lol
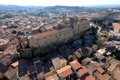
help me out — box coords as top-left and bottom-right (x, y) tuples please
(0, 0), (120, 6)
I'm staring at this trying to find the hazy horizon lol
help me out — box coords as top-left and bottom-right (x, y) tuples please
(0, 0), (120, 6)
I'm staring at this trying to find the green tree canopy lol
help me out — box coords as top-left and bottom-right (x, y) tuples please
(12, 30), (17, 34)
(96, 39), (102, 45)
(4, 14), (13, 19)
(101, 31), (109, 36)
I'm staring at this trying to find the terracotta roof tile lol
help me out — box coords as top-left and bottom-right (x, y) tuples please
(70, 60), (82, 70)
(94, 14), (107, 18)
(19, 59), (27, 64)
(11, 61), (18, 67)
(74, 51), (82, 58)
(113, 23), (120, 29)
(77, 66), (89, 77)
(11, 38), (19, 44)
(96, 67), (105, 74)
(78, 73), (95, 80)
(114, 68), (120, 80)
(4, 45), (16, 52)
(94, 70), (111, 80)
(32, 30), (58, 39)
(57, 65), (73, 78)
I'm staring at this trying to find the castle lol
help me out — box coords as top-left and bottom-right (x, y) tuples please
(19, 16), (92, 58)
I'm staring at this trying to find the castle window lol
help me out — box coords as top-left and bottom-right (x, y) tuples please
(37, 39), (39, 41)
(44, 36), (46, 39)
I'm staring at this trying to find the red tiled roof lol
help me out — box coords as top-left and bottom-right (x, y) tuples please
(113, 23), (120, 29)
(113, 67), (120, 80)
(19, 59), (27, 64)
(11, 38), (19, 44)
(57, 65), (73, 78)
(4, 46), (16, 52)
(32, 30), (58, 39)
(70, 60), (82, 70)
(74, 51), (81, 58)
(94, 14), (107, 18)
(11, 61), (18, 67)
(96, 67), (105, 74)
(71, 55), (78, 61)
(11, 59), (27, 67)
(78, 73), (95, 80)
(77, 66), (89, 77)
(94, 70), (111, 80)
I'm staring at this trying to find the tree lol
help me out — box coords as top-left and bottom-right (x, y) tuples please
(4, 14), (13, 19)
(96, 39), (102, 45)
(78, 56), (85, 63)
(9, 25), (18, 28)
(12, 30), (17, 34)
(101, 31), (109, 36)
(90, 18), (103, 25)
(112, 54), (117, 59)
(17, 31), (24, 35)
(104, 19), (109, 23)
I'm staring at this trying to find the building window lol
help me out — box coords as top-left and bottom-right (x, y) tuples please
(44, 36), (46, 39)
(37, 39), (39, 41)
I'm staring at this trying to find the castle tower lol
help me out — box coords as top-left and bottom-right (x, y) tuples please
(63, 14), (67, 23)
(70, 16), (79, 29)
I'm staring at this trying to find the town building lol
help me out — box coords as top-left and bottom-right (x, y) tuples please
(0, 39), (9, 51)
(51, 54), (67, 70)
(93, 67), (112, 80)
(57, 65), (74, 80)
(113, 23), (120, 33)
(70, 60), (95, 80)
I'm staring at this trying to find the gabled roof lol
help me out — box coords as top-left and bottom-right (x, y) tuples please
(77, 66), (89, 77)
(11, 59), (27, 67)
(70, 60), (82, 70)
(96, 67), (105, 74)
(11, 61), (18, 67)
(94, 70), (111, 80)
(74, 51), (82, 58)
(57, 65), (73, 78)
(78, 73), (95, 80)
